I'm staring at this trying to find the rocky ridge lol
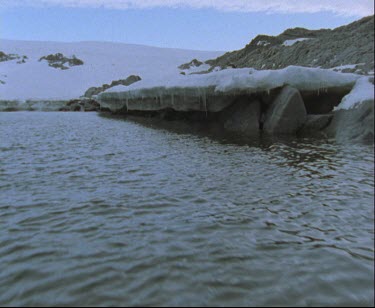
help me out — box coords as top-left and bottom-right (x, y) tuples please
(181, 15), (374, 75)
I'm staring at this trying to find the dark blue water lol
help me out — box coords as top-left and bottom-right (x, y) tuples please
(0, 112), (374, 306)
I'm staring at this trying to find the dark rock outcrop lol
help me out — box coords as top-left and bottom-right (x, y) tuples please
(84, 75), (141, 98)
(39, 53), (84, 70)
(223, 97), (261, 136)
(263, 86), (307, 134)
(16, 56), (28, 64)
(298, 114), (333, 138)
(178, 59), (203, 70)
(0, 51), (27, 63)
(63, 98), (101, 112)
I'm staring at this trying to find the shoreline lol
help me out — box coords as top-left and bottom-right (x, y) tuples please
(1, 67), (373, 144)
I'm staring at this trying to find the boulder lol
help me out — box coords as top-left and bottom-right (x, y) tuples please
(263, 86), (307, 135)
(325, 100), (374, 143)
(298, 114), (333, 137)
(223, 97), (261, 136)
(65, 98), (100, 111)
(83, 99), (100, 111)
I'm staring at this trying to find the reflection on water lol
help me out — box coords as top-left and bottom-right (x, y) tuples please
(0, 112), (374, 306)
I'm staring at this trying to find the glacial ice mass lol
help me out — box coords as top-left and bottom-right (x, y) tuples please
(102, 66), (373, 110)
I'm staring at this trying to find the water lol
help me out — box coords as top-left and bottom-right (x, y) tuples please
(0, 112), (374, 306)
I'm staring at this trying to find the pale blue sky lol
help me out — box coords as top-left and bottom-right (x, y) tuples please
(0, 1), (373, 51)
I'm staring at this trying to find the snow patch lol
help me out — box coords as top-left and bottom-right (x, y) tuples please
(257, 41), (271, 47)
(283, 38), (312, 46)
(335, 77), (374, 110)
(331, 64), (361, 71)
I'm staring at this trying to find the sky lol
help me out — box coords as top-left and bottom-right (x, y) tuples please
(0, 0), (373, 51)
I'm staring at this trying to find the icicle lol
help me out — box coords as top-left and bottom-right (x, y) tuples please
(203, 90), (208, 118)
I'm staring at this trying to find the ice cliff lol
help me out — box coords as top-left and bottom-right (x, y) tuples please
(99, 66), (368, 111)
(98, 66), (374, 143)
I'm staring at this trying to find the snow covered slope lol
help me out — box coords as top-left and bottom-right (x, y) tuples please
(0, 39), (223, 100)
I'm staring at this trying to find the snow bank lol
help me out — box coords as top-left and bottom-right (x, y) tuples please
(335, 77), (374, 110)
(100, 66), (374, 112)
(330, 64), (361, 71)
(103, 66), (360, 98)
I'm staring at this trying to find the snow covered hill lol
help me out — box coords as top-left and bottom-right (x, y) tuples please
(0, 39), (223, 100)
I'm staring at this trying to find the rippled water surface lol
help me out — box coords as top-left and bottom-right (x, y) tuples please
(0, 112), (374, 306)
